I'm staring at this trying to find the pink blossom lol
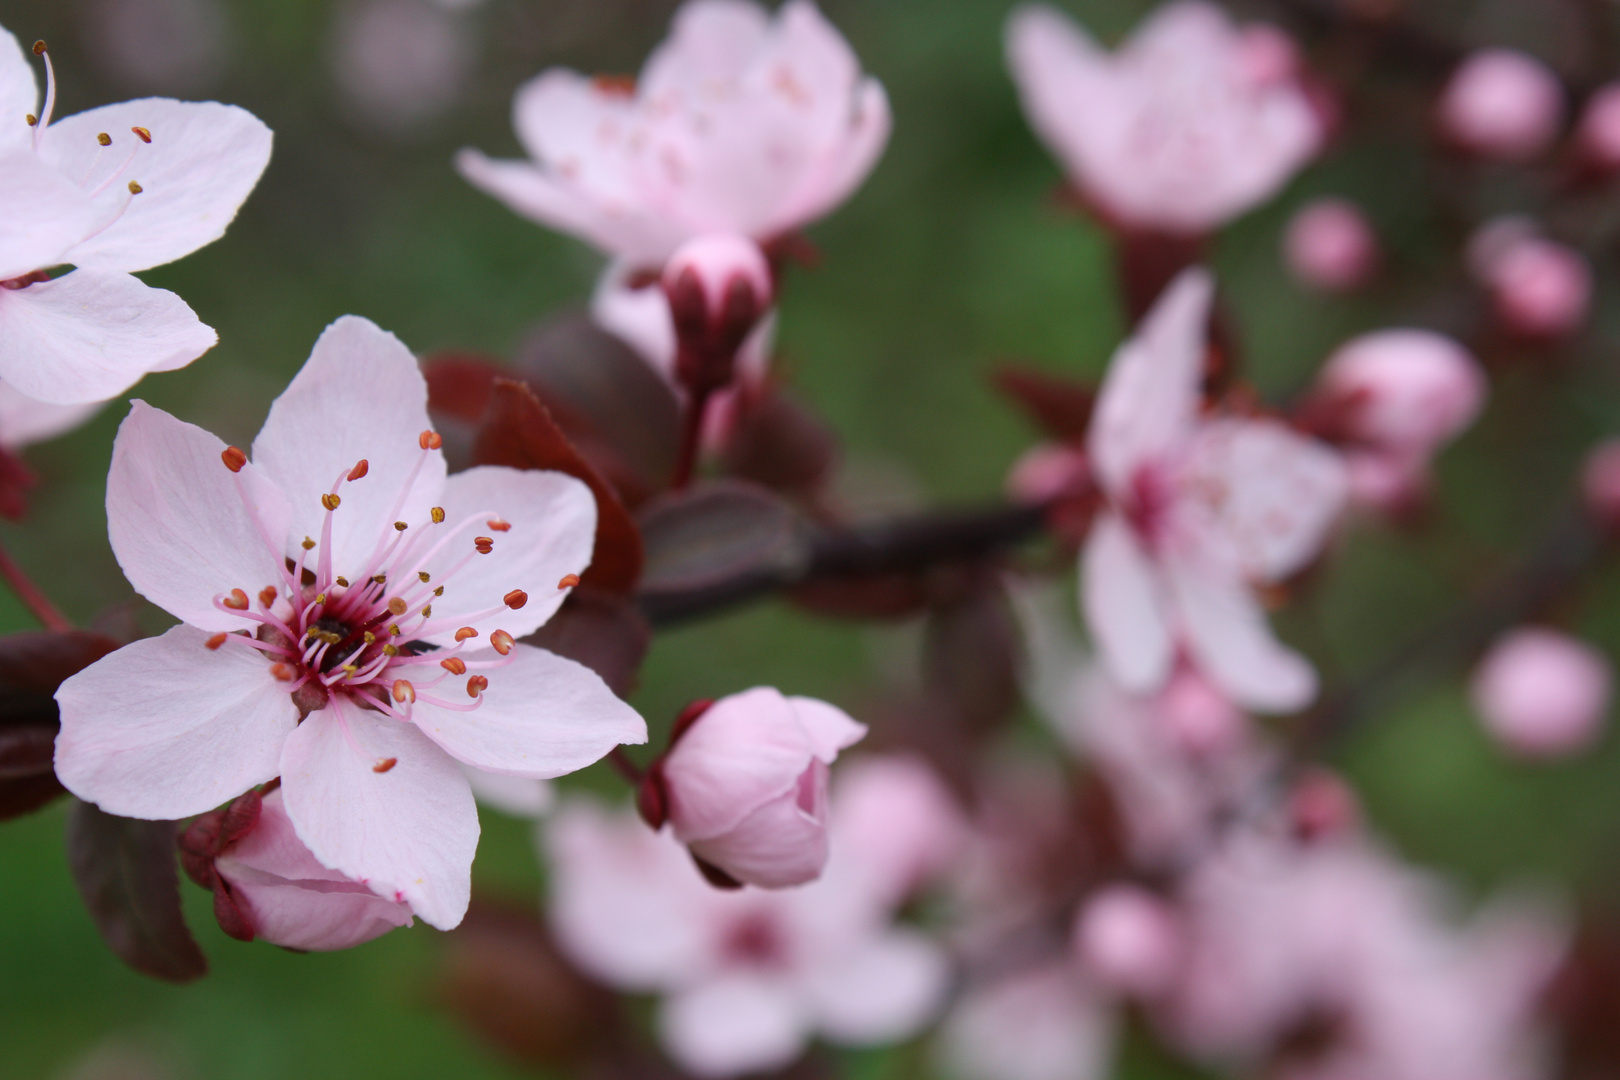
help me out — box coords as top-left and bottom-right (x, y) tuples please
(1073, 884), (1182, 998)
(652, 687), (866, 888)
(1437, 49), (1564, 162)
(54, 315), (647, 931)
(1313, 330), (1486, 458)
(1283, 198), (1379, 292)
(1004, 442), (1090, 506)
(1577, 82), (1620, 170)
(1082, 268), (1348, 711)
(938, 964), (1115, 1080)
(1005, 2), (1321, 235)
(0, 26), (271, 405)
(1468, 217), (1591, 339)
(1581, 438), (1620, 526)
(1471, 627), (1612, 758)
(214, 787), (415, 951)
(456, 0), (890, 266)
(544, 757), (953, 1078)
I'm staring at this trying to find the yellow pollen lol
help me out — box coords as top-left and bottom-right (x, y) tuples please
(387, 597), (407, 616)
(96, 132), (110, 146)
(25, 114), (35, 126)
(418, 571), (430, 583)
(372, 573), (387, 585)
(335, 576), (349, 587)
(420, 605), (433, 618)
(363, 631), (376, 644)
(382, 644), (399, 656)
(302, 537), (316, 550)
(394, 521), (408, 531)
(127, 180), (142, 195)
(432, 586), (443, 597)
(389, 625), (401, 636)
(430, 507), (445, 524)
(314, 593), (327, 604)
(321, 493), (341, 511)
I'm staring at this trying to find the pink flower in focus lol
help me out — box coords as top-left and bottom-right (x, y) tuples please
(1437, 49), (1564, 162)
(1074, 884), (1182, 998)
(1006, 2), (1321, 235)
(1471, 627), (1612, 758)
(1581, 438), (1620, 526)
(54, 315), (647, 930)
(214, 787), (415, 951)
(1082, 268), (1348, 711)
(0, 26), (271, 405)
(1577, 83), (1620, 170)
(938, 964), (1115, 1080)
(1283, 198), (1379, 292)
(650, 687), (866, 888)
(456, 0), (890, 266)
(545, 758), (954, 1078)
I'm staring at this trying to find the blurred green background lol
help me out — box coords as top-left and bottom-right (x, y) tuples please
(2, 0), (1620, 1076)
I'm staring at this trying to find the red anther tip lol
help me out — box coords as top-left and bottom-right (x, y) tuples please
(418, 430), (442, 450)
(466, 675), (489, 698)
(557, 573), (581, 590)
(204, 632), (228, 651)
(31, 40), (46, 55)
(489, 630), (514, 655)
(503, 589), (528, 610)
(221, 446), (246, 473)
(257, 586), (277, 608)
(223, 588), (250, 611)
(486, 519), (511, 532)
(347, 459), (369, 481)
(269, 663), (295, 682)
(440, 657), (467, 675)
(473, 537), (494, 554)
(453, 627), (479, 642)
(131, 126), (151, 143)
(372, 757), (398, 773)
(391, 679), (415, 704)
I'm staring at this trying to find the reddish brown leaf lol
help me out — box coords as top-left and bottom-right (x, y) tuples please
(422, 352), (507, 423)
(523, 586), (651, 698)
(721, 384), (839, 496)
(991, 366), (1097, 442)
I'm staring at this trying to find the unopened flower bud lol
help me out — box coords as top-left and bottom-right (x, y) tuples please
(1005, 443), (1090, 506)
(1073, 884), (1181, 997)
(1581, 439), (1620, 528)
(1471, 627), (1612, 759)
(1469, 219), (1591, 340)
(662, 233), (774, 396)
(656, 687), (866, 889)
(1312, 330), (1486, 455)
(1283, 198), (1379, 292)
(1578, 83), (1620, 171)
(1437, 49), (1564, 161)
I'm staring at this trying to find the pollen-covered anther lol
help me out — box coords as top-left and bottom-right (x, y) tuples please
(335, 576), (349, 587)
(391, 680), (416, 704)
(347, 459), (369, 481)
(418, 430), (442, 450)
(466, 675), (489, 698)
(473, 537), (494, 555)
(420, 604), (433, 618)
(223, 588), (250, 611)
(417, 571), (430, 583)
(394, 521), (408, 532)
(220, 446), (246, 473)
(96, 132), (110, 146)
(363, 631), (376, 644)
(454, 627), (478, 642)
(258, 586), (277, 608)
(504, 589), (528, 610)
(301, 537), (316, 551)
(204, 632), (228, 650)
(387, 596), (407, 616)
(372, 757), (398, 774)
(127, 181), (142, 195)
(131, 125), (151, 143)
(486, 519), (511, 532)
(490, 630), (514, 656)
(557, 573), (581, 590)
(432, 586), (443, 597)
(320, 493), (341, 511)
(269, 663), (295, 682)
(430, 507), (446, 524)
(31, 40), (45, 56)
(25, 114), (35, 126)
(439, 657), (467, 675)
(382, 644), (399, 656)
(371, 573), (387, 585)
(389, 625), (401, 637)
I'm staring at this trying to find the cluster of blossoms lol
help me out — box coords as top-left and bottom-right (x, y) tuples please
(7, 1), (1620, 1079)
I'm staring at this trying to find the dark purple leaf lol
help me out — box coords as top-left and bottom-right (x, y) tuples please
(523, 586), (651, 699)
(721, 384), (839, 496)
(637, 481), (808, 597)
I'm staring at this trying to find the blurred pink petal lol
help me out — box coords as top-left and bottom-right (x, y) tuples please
(1074, 884), (1182, 997)
(1437, 49), (1564, 162)
(940, 964), (1116, 1080)
(1283, 198), (1379, 292)
(1471, 627), (1612, 758)
(1314, 330), (1486, 457)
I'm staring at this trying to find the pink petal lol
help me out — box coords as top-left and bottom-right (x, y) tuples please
(0, 380), (101, 450)
(940, 964), (1116, 1080)
(662, 686), (816, 841)
(1082, 512), (1173, 695)
(54, 624), (296, 819)
(802, 928), (950, 1044)
(44, 99), (272, 273)
(107, 400), (293, 632)
(827, 755), (964, 909)
(1005, 4), (1109, 187)
(688, 764), (831, 888)
(0, 269), (216, 404)
(1088, 268), (1213, 496)
(1164, 553), (1316, 712)
(786, 696), (867, 763)
(0, 29), (38, 154)
(413, 465), (595, 646)
(787, 77), (891, 230)
(250, 315), (447, 574)
(658, 975), (811, 1079)
(279, 701), (477, 930)
(459, 763), (555, 818)
(409, 642), (646, 777)
(641, 0), (772, 93)
(0, 149), (98, 282)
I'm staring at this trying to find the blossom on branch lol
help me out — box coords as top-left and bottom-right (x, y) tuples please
(54, 315), (647, 931)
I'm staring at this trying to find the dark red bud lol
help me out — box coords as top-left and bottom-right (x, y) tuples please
(212, 881), (256, 942)
(636, 766), (668, 830)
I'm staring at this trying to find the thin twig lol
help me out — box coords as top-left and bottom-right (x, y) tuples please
(0, 538), (71, 632)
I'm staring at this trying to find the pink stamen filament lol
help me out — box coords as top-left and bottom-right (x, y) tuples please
(32, 48), (55, 150)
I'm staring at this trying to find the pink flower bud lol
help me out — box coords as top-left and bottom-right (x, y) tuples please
(1283, 198), (1379, 292)
(1469, 220), (1591, 339)
(1157, 666), (1246, 756)
(1578, 83), (1620, 170)
(663, 233), (774, 395)
(1314, 330), (1486, 455)
(1581, 438), (1620, 527)
(1471, 628), (1612, 758)
(215, 788), (415, 950)
(658, 687), (867, 888)
(1437, 49), (1564, 161)
(1073, 884), (1181, 997)
(1004, 442), (1089, 505)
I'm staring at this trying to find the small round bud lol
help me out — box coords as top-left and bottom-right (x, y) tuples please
(1437, 49), (1564, 161)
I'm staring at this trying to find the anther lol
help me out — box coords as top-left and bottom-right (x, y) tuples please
(473, 537), (494, 554)
(335, 577), (349, 587)
(371, 573), (387, 585)
(490, 630), (514, 656)
(504, 589), (528, 610)
(363, 631), (376, 644)
(205, 632), (228, 650)
(430, 507), (445, 524)
(96, 132), (110, 146)
(131, 126), (151, 144)
(558, 573), (581, 590)
(25, 114), (35, 126)
(220, 446), (246, 473)
(314, 593), (327, 604)
(223, 589), (250, 611)
(373, 757), (398, 773)
(387, 597), (407, 616)
(454, 627), (478, 642)
(417, 571), (430, 583)
(269, 663), (295, 682)
(389, 625), (401, 636)
(486, 519), (511, 532)
(321, 493), (341, 511)
(347, 459), (369, 481)
(258, 586), (277, 608)
(302, 537), (316, 550)
(432, 586), (443, 597)
(391, 680), (416, 704)
(420, 604), (433, 618)
(127, 181), (142, 195)
(467, 675), (489, 698)
(394, 521), (408, 532)
(440, 657), (467, 675)
(418, 430), (442, 450)
(382, 644), (399, 656)
(32, 40), (45, 56)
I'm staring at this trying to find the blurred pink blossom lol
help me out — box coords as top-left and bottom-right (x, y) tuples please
(1471, 627), (1612, 758)
(331, 0), (474, 135)
(1082, 268), (1348, 711)
(1073, 884), (1182, 998)
(1283, 198), (1379, 292)
(1005, 1), (1321, 235)
(653, 687), (866, 888)
(1581, 438), (1620, 526)
(1468, 218), (1591, 340)
(457, 0), (890, 266)
(938, 964), (1115, 1080)
(79, 0), (231, 95)
(1437, 49), (1564, 162)
(1577, 82), (1620, 170)
(545, 757), (954, 1077)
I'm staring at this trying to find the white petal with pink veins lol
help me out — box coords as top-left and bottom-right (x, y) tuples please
(1082, 512), (1173, 695)
(280, 700), (478, 930)
(659, 974), (810, 1079)
(0, 150), (99, 281)
(251, 315), (447, 573)
(0, 28), (37, 153)
(412, 465), (595, 645)
(803, 928), (950, 1045)
(107, 401), (292, 632)
(0, 269), (216, 404)
(54, 624), (297, 819)
(409, 643), (645, 777)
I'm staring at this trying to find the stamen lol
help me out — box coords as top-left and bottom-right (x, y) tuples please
(474, 536), (494, 555)
(302, 537), (316, 551)
(269, 663), (296, 682)
(558, 574), (581, 590)
(467, 676), (489, 697)
(432, 586), (443, 597)
(392, 680), (416, 704)
(418, 571), (430, 583)
(347, 459), (369, 481)
(418, 430), (442, 450)
(221, 446), (246, 473)
(504, 589), (528, 610)
(387, 597), (407, 616)
(420, 604), (433, 618)
(395, 521), (408, 532)
(258, 586), (277, 608)
(372, 573), (387, 585)
(490, 630), (514, 655)
(383, 643), (399, 655)
(130, 126), (151, 144)
(486, 519), (511, 532)
(223, 588), (250, 611)
(431, 507), (446, 524)
(96, 132), (110, 146)
(126, 180), (142, 195)
(31, 42), (54, 150)
(205, 633), (228, 650)
(321, 493), (341, 511)
(335, 577), (349, 587)
(373, 758), (398, 773)
(440, 657), (467, 675)
(454, 627), (478, 642)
